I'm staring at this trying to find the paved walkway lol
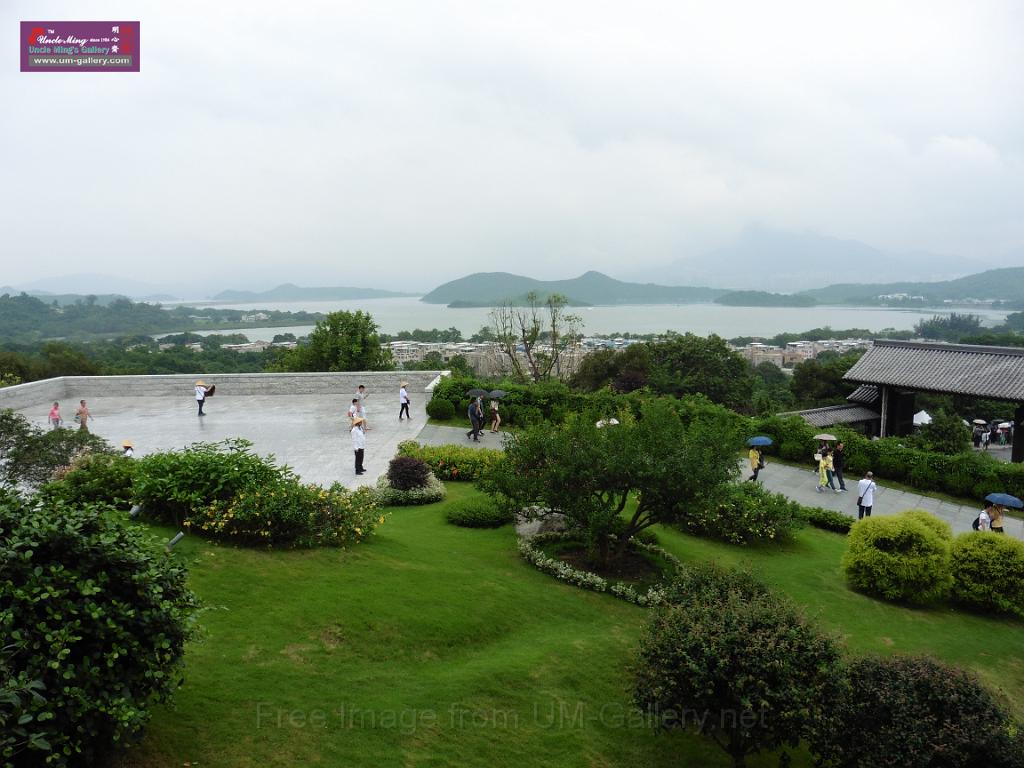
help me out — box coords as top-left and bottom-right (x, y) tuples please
(754, 461), (1023, 539)
(414, 423), (510, 450)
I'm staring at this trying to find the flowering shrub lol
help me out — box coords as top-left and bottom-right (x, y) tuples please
(679, 483), (805, 544)
(801, 505), (854, 533)
(39, 452), (136, 509)
(375, 472), (446, 507)
(134, 440), (383, 548)
(188, 480), (382, 548)
(396, 440), (503, 482)
(518, 531), (678, 607)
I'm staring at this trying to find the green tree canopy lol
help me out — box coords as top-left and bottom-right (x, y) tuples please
(643, 333), (753, 410)
(271, 311), (393, 372)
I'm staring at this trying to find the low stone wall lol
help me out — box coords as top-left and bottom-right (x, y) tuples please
(0, 371), (447, 410)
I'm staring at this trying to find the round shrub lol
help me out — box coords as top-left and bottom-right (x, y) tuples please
(375, 472), (446, 507)
(0, 495), (198, 767)
(663, 559), (772, 606)
(950, 532), (1024, 617)
(810, 655), (1022, 768)
(38, 452), (136, 509)
(425, 396), (455, 420)
(2, 420), (113, 492)
(635, 579), (844, 768)
(445, 497), (511, 528)
(841, 510), (952, 604)
(679, 483), (805, 545)
(386, 455), (431, 491)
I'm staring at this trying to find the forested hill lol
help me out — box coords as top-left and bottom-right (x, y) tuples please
(799, 267), (1024, 304)
(421, 271), (726, 306)
(0, 293), (321, 343)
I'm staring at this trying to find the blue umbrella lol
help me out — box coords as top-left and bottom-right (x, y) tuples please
(746, 436), (773, 447)
(985, 492), (1023, 509)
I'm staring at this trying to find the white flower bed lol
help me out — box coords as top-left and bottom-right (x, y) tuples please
(518, 531), (680, 608)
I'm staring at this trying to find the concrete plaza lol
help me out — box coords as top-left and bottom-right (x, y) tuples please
(16, 394), (427, 489)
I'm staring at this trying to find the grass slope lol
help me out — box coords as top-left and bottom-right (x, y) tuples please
(126, 484), (1023, 767)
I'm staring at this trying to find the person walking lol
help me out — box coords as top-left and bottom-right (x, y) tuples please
(982, 429), (990, 450)
(990, 504), (1006, 534)
(399, 382), (411, 421)
(351, 416), (366, 475)
(347, 398), (360, 423)
(817, 448), (838, 493)
(975, 503), (993, 531)
(75, 400), (91, 433)
(195, 380), (209, 416)
(856, 471), (877, 519)
(489, 399), (501, 433)
(466, 398), (483, 442)
(48, 401), (62, 430)
(355, 385), (370, 430)
(833, 442), (848, 491)
(747, 446), (764, 482)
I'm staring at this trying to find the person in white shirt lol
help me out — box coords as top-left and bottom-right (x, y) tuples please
(976, 505), (992, 531)
(351, 416), (366, 475)
(347, 398), (359, 423)
(122, 440), (134, 458)
(195, 380), (208, 416)
(399, 383), (411, 421)
(856, 471), (877, 519)
(355, 385), (370, 429)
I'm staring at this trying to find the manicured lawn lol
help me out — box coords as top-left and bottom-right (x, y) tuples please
(125, 483), (1023, 767)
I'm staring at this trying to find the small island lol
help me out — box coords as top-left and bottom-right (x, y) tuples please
(714, 290), (818, 307)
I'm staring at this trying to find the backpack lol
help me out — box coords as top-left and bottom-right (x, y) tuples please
(972, 516), (981, 531)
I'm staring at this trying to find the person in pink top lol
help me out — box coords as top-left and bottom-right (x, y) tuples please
(48, 401), (62, 430)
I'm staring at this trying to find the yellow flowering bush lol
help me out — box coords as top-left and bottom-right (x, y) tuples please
(190, 479), (383, 548)
(396, 440), (503, 481)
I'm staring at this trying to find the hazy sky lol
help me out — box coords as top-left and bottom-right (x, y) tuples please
(3, 0), (1023, 293)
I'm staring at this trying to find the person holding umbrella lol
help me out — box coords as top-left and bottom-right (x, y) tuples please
(983, 493), (1023, 534)
(465, 390), (487, 441)
(747, 436), (771, 482)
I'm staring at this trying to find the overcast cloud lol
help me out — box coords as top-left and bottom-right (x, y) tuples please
(2, 0), (1023, 293)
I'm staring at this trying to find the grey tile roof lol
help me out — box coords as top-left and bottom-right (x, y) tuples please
(780, 404), (881, 428)
(847, 384), (880, 405)
(844, 340), (1024, 401)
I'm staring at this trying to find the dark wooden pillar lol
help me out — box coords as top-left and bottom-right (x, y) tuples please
(1013, 404), (1024, 464)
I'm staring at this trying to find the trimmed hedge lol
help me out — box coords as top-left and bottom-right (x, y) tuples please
(950, 532), (1024, 618)
(802, 506), (854, 533)
(396, 440), (503, 481)
(425, 397), (455, 420)
(445, 497), (511, 528)
(841, 510), (953, 604)
(0, 495), (198, 767)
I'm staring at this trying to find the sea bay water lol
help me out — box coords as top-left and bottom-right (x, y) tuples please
(185, 297), (1010, 341)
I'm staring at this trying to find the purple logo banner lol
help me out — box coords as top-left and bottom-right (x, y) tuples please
(21, 21), (140, 72)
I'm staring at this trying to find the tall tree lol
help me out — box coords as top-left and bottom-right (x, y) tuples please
(490, 292), (582, 382)
(270, 311), (393, 372)
(644, 333), (754, 410)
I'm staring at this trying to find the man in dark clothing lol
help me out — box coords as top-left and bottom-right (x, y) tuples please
(833, 442), (847, 491)
(466, 398), (483, 442)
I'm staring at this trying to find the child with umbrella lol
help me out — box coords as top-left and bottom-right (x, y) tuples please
(747, 436), (771, 482)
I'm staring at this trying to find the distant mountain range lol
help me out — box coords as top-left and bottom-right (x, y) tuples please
(211, 283), (416, 303)
(420, 271), (727, 306)
(800, 267), (1024, 304)
(635, 224), (989, 292)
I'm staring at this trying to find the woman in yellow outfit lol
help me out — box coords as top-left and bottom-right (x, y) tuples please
(747, 447), (764, 482)
(817, 448), (838, 493)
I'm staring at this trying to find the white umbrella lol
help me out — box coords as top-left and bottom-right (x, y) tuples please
(913, 410), (932, 426)
(999, 422), (1012, 429)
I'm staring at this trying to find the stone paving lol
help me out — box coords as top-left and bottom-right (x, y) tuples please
(754, 460), (1023, 539)
(15, 392), (428, 490)
(414, 423), (510, 450)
